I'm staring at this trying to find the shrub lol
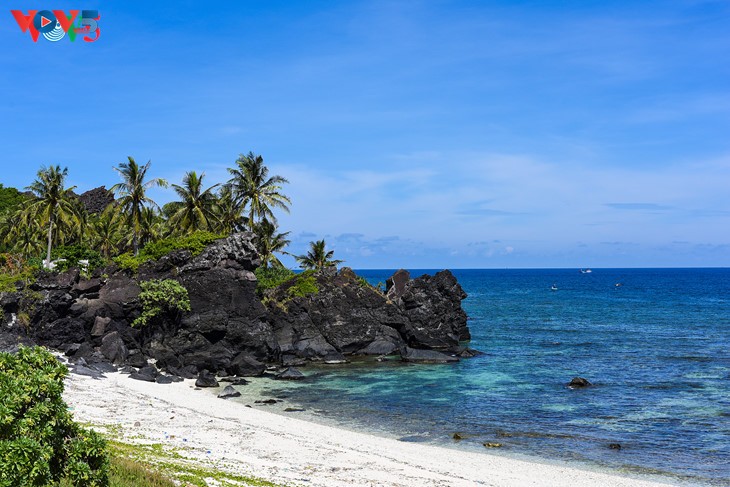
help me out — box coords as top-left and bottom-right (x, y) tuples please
(132, 279), (191, 327)
(51, 245), (106, 273)
(113, 232), (224, 274)
(0, 346), (109, 486)
(254, 266), (295, 296)
(286, 271), (319, 299)
(0, 254), (35, 293)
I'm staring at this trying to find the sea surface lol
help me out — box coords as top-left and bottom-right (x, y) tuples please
(231, 268), (730, 485)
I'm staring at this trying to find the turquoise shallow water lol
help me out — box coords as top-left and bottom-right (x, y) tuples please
(242, 268), (730, 485)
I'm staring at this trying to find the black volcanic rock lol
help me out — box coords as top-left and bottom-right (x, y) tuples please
(76, 186), (114, 215)
(568, 377), (592, 388)
(227, 352), (266, 376)
(275, 367), (305, 380)
(195, 369), (219, 388)
(0, 232), (473, 378)
(400, 347), (459, 364)
(218, 385), (241, 398)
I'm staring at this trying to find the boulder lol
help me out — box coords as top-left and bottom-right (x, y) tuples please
(227, 352), (266, 377)
(322, 351), (348, 364)
(195, 369), (219, 388)
(100, 331), (128, 364)
(155, 375), (174, 384)
(218, 385), (241, 399)
(71, 365), (105, 379)
(90, 316), (111, 337)
(90, 362), (117, 374)
(138, 365), (159, 378)
(400, 347), (459, 364)
(73, 278), (101, 296)
(129, 371), (156, 382)
(385, 269), (411, 300)
(568, 377), (592, 388)
(275, 367), (305, 380)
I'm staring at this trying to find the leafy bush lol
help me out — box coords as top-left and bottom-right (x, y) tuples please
(133, 279), (191, 327)
(113, 232), (224, 273)
(51, 245), (106, 273)
(0, 254), (35, 293)
(0, 346), (109, 486)
(286, 271), (319, 299)
(254, 266), (295, 296)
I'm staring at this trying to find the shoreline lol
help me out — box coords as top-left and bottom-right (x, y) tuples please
(62, 370), (685, 487)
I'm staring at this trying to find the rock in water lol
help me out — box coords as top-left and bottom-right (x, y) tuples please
(218, 385), (241, 399)
(275, 367), (305, 380)
(195, 369), (219, 388)
(322, 351), (348, 364)
(568, 377), (592, 388)
(400, 347), (459, 364)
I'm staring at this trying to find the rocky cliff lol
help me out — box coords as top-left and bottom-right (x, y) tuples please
(0, 233), (473, 376)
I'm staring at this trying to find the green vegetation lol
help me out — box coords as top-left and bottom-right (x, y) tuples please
(60, 453), (177, 487)
(111, 157), (169, 256)
(132, 279), (191, 327)
(113, 231), (224, 272)
(286, 270), (319, 298)
(167, 171), (220, 234)
(0, 184), (25, 217)
(253, 219), (291, 269)
(0, 346), (108, 486)
(25, 165), (81, 267)
(101, 440), (280, 487)
(0, 152), (303, 292)
(0, 254), (35, 293)
(51, 245), (105, 273)
(255, 266), (296, 295)
(227, 152), (291, 230)
(295, 239), (343, 270)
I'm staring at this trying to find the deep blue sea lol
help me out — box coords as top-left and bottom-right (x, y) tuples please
(249, 268), (730, 485)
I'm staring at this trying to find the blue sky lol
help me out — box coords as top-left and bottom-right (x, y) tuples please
(1, 1), (729, 268)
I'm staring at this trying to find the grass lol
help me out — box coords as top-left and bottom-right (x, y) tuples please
(75, 421), (284, 487)
(59, 453), (177, 487)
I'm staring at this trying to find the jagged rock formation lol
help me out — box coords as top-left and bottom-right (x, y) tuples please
(75, 186), (115, 214)
(0, 233), (472, 377)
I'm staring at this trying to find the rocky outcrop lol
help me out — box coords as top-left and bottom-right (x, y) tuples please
(75, 186), (114, 215)
(0, 233), (473, 377)
(265, 267), (469, 363)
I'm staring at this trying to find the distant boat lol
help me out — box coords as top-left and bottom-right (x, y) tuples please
(615, 282), (623, 287)
(551, 284), (558, 291)
(580, 269), (593, 274)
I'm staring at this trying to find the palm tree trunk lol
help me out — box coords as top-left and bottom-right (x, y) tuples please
(45, 216), (53, 267)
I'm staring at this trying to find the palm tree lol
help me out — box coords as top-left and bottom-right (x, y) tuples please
(137, 206), (163, 248)
(212, 186), (248, 234)
(89, 206), (123, 258)
(252, 219), (291, 268)
(226, 152), (291, 230)
(168, 171), (219, 235)
(110, 157), (168, 255)
(25, 165), (80, 266)
(295, 239), (343, 270)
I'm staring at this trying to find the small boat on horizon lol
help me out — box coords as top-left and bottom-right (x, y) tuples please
(551, 284), (558, 291)
(580, 268), (593, 274)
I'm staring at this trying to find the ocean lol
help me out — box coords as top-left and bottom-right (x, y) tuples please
(232, 268), (730, 485)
